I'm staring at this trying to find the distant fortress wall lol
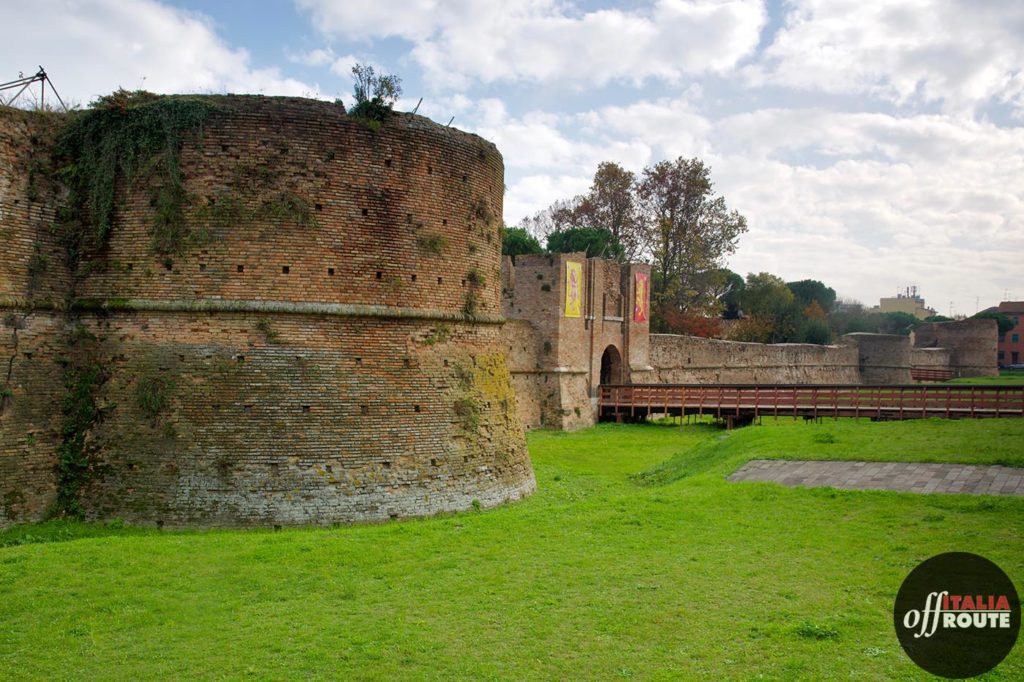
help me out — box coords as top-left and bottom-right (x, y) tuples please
(502, 253), (998, 431)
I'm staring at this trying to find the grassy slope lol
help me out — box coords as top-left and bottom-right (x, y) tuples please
(1, 418), (1022, 681)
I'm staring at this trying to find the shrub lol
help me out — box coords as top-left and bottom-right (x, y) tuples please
(349, 64), (402, 124)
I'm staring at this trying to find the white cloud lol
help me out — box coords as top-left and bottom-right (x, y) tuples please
(296, 0), (767, 88)
(0, 0), (315, 106)
(328, 55), (360, 78)
(452, 94), (1023, 313)
(288, 47), (335, 67)
(747, 0), (1024, 115)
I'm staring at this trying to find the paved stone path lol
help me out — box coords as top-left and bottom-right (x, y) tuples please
(728, 460), (1024, 496)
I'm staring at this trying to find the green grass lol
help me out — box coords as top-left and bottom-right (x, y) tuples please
(947, 370), (1024, 385)
(2, 418), (1023, 680)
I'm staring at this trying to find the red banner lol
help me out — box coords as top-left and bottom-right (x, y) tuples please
(634, 272), (649, 322)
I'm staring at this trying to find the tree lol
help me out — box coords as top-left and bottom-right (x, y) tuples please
(349, 63), (402, 122)
(573, 162), (644, 261)
(739, 272), (796, 342)
(638, 157), (747, 329)
(718, 269), (745, 319)
(972, 311), (1015, 336)
(787, 279), (836, 313)
(521, 162), (643, 262)
(520, 198), (579, 243)
(501, 226), (543, 259)
(546, 227), (624, 260)
(798, 317), (833, 345)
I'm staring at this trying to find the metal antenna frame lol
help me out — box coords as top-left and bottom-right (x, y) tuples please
(0, 66), (69, 112)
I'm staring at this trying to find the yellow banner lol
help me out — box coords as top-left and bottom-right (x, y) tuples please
(565, 261), (582, 318)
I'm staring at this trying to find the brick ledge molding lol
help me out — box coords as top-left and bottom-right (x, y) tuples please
(0, 296), (505, 325)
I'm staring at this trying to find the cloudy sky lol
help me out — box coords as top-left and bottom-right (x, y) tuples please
(2, 0), (1022, 315)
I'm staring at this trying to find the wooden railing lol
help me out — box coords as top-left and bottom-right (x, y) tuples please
(910, 367), (954, 382)
(598, 384), (1024, 422)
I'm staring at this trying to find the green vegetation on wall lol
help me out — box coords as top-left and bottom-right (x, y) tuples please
(54, 353), (107, 518)
(53, 89), (219, 262)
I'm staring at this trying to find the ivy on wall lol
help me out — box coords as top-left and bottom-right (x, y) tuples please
(53, 89), (219, 263)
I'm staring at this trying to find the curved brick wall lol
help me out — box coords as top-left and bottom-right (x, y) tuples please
(78, 96), (505, 318)
(0, 97), (534, 527)
(1, 107), (68, 525)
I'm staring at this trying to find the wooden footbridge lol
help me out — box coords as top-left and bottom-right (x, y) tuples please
(598, 384), (1024, 427)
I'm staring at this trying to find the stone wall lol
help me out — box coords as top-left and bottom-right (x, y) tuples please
(910, 347), (952, 369)
(913, 318), (998, 377)
(840, 333), (912, 384)
(0, 97), (535, 527)
(0, 107), (68, 526)
(649, 334), (861, 384)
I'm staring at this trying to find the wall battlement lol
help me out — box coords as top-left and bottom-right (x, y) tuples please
(0, 97), (534, 527)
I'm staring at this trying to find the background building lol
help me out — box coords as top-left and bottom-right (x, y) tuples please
(870, 286), (937, 319)
(996, 301), (1024, 366)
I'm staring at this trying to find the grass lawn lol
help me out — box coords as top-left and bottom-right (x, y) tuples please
(2, 418), (1023, 680)
(947, 370), (1024, 386)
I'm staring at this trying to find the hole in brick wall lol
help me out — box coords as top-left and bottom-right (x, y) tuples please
(415, 405), (421, 413)
(164, 262), (173, 271)
(237, 355), (245, 363)
(382, 461), (391, 468)
(461, 279), (466, 287)
(328, 267), (335, 276)
(406, 213), (413, 223)
(244, 404), (253, 413)
(403, 358), (411, 368)
(221, 144), (229, 152)
(437, 277), (443, 284)
(127, 462), (137, 471)
(355, 357), (362, 365)
(442, 218), (448, 226)
(178, 354), (185, 362)
(486, 233), (492, 243)
(427, 165), (433, 174)
(23, 352), (33, 360)
(389, 512), (398, 520)
(126, 263), (134, 272)
(237, 265), (244, 273)
(411, 274), (417, 282)
(430, 458), (438, 466)
(302, 405), (310, 413)
(462, 174), (467, 182)
(376, 271), (382, 279)
(443, 359), (449, 367)
(360, 405), (369, 415)
(385, 159), (392, 167)
(199, 263), (206, 272)
(362, 208), (368, 216)
(282, 265), (290, 274)
(315, 203), (323, 211)
(463, 455), (469, 463)
(212, 404), (220, 411)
